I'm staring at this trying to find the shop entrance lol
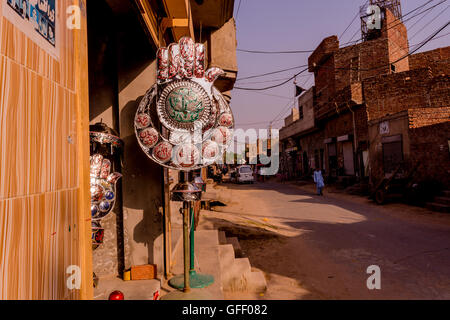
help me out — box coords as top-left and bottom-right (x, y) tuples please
(343, 141), (355, 175)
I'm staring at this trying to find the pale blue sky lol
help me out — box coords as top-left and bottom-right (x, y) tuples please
(230, 0), (450, 130)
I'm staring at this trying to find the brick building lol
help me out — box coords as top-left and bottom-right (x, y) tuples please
(280, 3), (450, 191)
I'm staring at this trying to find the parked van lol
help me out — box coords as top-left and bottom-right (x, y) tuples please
(235, 165), (254, 184)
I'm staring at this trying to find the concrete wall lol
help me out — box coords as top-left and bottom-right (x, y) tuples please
(116, 16), (164, 274)
(280, 88), (315, 140)
(209, 18), (238, 93)
(87, 0), (124, 278)
(88, 1), (164, 277)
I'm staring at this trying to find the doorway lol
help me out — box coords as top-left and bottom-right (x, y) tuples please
(343, 141), (355, 175)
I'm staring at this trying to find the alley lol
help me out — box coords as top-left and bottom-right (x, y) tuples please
(201, 181), (450, 300)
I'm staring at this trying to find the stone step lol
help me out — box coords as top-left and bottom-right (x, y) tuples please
(218, 231), (227, 245)
(167, 229), (224, 299)
(434, 196), (450, 206)
(195, 230), (219, 247)
(246, 271), (267, 293)
(219, 244), (236, 273)
(222, 258), (252, 292)
(427, 202), (450, 213)
(227, 236), (244, 258)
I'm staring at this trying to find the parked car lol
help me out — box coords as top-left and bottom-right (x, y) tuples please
(234, 165), (254, 184)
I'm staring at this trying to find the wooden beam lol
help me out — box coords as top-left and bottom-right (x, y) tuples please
(161, 17), (190, 35)
(162, 0), (195, 41)
(74, 0), (93, 300)
(135, 0), (161, 47)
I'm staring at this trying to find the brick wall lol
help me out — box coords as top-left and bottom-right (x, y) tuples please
(385, 8), (409, 73)
(364, 67), (431, 121)
(409, 120), (450, 188)
(408, 106), (450, 128)
(409, 46), (450, 76)
(315, 56), (336, 106)
(308, 36), (339, 72)
(324, 106), (368, 143)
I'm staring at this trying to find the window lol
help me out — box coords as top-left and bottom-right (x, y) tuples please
(299, 106), (304, 120)
(239, 166), (252, 174)
(390, 64), (396, 73)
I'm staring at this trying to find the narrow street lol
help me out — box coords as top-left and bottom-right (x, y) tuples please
(200, 181), (450, 300)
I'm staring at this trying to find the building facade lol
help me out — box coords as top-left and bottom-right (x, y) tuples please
(280, 3), (450, 191)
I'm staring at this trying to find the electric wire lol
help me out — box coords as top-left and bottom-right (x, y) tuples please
(234, 0), (446, 87)
(234, 68), (309, 91)
(236, 65), (307, 82)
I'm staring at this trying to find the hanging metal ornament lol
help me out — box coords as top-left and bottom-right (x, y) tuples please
(89, 124), (123, 250)
(134, 37), (235, 171)
(90, 154), (122, 221)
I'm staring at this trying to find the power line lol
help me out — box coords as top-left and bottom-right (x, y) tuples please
(233, 20), (449, 94)
(236, 65), (307, 82)
(428, 30), (450, 40)
(237, 91), (296, 100)
(234, 0), (446, 87)
(236, 0), (242, 19)
(237, 48), (313, 54)
(270, 97), (298, 125)
(236, 0), (442, 55)
(405, 0), (437, 32)
(340, 0), (446, 47)
(409, 4), (449, 41)
(340, 0), (370, 39)
(234, 68), (309, 91)
(235, 2), (449, 129)
(237, 74), (310, 85)
(236, 118), (284, 127)
(335, 19), (450, 72)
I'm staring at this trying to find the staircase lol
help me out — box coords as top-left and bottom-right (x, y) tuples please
(427, 190), (450, 213)
(218, 231), (267, 294)
(168, 229), (266, 298)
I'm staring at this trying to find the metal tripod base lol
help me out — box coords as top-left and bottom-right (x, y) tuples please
(168, 271), (214, 289)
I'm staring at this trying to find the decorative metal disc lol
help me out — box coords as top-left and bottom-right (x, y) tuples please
(134, 37), (235, 171)
(157, 80), (211, 133)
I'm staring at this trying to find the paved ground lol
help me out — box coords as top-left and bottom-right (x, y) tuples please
(200, 180), (450, 300)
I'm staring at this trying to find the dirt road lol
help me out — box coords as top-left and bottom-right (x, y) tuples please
(200, 181), (450, 300)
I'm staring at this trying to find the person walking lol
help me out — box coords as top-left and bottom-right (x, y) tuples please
(313, 166), (324, 196)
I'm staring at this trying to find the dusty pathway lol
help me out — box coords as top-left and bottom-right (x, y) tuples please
(200, 181), (450, 300)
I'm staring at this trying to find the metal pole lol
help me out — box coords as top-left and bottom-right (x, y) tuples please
(189, 204), (195, 273)
(182, 200), (190, 292)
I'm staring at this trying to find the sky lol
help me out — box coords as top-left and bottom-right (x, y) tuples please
(230, 0), (450, 131)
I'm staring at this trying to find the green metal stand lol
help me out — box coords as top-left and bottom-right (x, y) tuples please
(168, 201), (214, 290)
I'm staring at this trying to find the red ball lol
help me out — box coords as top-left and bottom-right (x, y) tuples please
(109, 290), (124, 300)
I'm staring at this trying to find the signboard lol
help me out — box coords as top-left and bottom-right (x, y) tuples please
(3, 0), (59, 59)
(379, 121), (390, 134)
